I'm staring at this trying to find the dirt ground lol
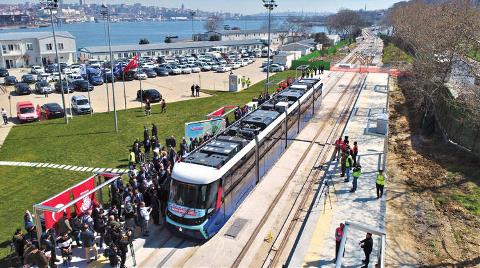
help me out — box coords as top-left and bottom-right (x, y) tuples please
(386, 78), (480, 267)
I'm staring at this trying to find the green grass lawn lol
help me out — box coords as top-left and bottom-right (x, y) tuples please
(0, 70), (295, 169)
(383, 43), (414, 64)
(0, 166), (90, 264)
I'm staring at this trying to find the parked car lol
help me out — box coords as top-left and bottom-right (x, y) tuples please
(118, 70), (135, 81)
(21, 74), (36, 84)
(136, 89), (162, 103)
(142, 68), (157, 78)
(187, 64), (201, 73)
(178, 65), (192, 74)
(103, 72), (115, 83)
(51, 72), (61, 82)
(35, 80), (54, 94)
(134, 71), (148, 80)
(88, 75), (104, 86)
(70, 64), (81, 74)
(41, 102), (65, 119)
(54, 80), (74, 93)
(0, 67), (9, 77)
(4, 75), (17, 85)
(37, 73), (53, 83)
(67, 73), (83, 83)
(263, 63), (285, 72)
(195, 62), (212, 72)
(209, 63), (220, 71)
(152, 67), (170, 77)
(165, 65), (182, 75)
(71, 95), (92, 114)
(30, 65), (45, 74)
(72, 80), (94, 92)
(16, 101), (38, 123)
(216, 65), (232, 73)
(15, 83), (32, 95)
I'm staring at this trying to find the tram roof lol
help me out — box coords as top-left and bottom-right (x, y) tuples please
(172, 162), (220, 185)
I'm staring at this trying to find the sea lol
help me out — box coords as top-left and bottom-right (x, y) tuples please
(0, 19), (327, 48)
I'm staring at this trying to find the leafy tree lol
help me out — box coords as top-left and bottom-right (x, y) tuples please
(313, 32), (331, 46)
(326, 9), (366, 39)
(139, 38), (150, 45)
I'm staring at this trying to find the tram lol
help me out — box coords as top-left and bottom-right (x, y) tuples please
(167, 78), (323, 239)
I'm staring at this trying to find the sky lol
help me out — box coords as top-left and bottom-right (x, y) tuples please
(4, 0), (404, 14)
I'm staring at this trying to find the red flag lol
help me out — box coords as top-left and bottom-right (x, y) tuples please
(123, 55), (139, 73)
(42, 191), (71, 229)
(71, 177), (96, 215)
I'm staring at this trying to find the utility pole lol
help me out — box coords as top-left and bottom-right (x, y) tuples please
(102, 4), (118, 132)
(262, 0), (277, 95)
(101, 8), (110, 113)
(190, 11), (196, 40)
(44, 0), (68, 124)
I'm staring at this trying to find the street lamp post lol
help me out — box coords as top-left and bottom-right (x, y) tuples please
(262, 0), (277, 95)
(44, 0), (68, 124)
(102, 5), (118, 132)
(101, 9), (111, 113)
(190, 11), (196, 39)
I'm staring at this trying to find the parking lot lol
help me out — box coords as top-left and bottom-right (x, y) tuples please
(0, 60), (265, 117)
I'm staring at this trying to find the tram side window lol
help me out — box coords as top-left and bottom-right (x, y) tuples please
(206, 181), (219, 212)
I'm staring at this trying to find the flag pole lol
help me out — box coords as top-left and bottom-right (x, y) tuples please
(122, 67), (127, 111)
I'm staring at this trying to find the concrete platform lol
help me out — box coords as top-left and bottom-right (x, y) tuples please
(288, 72), (389, 268)
(181, 72), (363, 268)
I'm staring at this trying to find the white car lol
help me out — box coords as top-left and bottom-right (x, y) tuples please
(230, 62), (241, 69)
(263, 64), (285, 72)
(166, 65), (182, 75)
(209, 63), (220, 71)
(70, 64), (81, 74)
(178, 65), (192, 74)
(134, 72), (148, 80)
(51, 72), (61, 81)
(187, 64), (201, 73)
(216, 65), (232, 73)
(141, 63), (156, 69)
(67, 73), (83, 83)
(37, 73), (53, 83)
(239, 60), (248, 67)
(31, 65), (45, 74)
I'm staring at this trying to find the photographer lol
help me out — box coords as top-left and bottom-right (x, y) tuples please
(359, 233), (373, 268)
(117, 228), (133, 268)
(104, 243), (120, 268)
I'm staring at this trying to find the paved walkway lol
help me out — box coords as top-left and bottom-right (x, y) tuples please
(288, 72), (389, 267)
(0, 160), (129, 174)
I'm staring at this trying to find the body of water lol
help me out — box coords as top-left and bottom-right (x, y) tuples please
(1, 19), (327, 48)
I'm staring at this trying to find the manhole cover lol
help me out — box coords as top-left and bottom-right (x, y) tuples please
(224, 218), (248, 239)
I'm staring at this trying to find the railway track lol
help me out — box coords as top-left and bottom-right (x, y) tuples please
(264, 74), (366, 268)
(231, 72), (366, 268)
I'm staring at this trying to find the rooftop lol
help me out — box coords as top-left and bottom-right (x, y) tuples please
(0, 31), (75, 41)
(208, 29), (288, 35)
(80, 39), (265, 54)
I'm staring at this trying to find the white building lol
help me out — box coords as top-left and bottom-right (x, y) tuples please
(79, 39), (265, 61)
(278, 39), (320, 56)
(0, 31), (76, 69)
(193, 29), (289, 45)
(327, 34), (341, 45)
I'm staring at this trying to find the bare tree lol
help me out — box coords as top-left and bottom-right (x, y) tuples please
(326, 9), (366, 39)
(204, 15), (222, 32)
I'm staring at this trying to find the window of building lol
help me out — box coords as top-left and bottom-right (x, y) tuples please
(46, 43), (53, 50)
(26, 43), (33, 50)
(2, 45), (6, 54)
(58, 43), (64, 50)
(8, 44), (14, 51)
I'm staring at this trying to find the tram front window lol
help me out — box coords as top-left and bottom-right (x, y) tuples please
(170, 180), (205, 209)
(170, 180), (219, 211)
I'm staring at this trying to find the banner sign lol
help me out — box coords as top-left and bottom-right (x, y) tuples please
(71, 177), (96, 215)
(185, 118), (226, 143)
(167, 202), (206, 219)
(42, 191), (71, 229)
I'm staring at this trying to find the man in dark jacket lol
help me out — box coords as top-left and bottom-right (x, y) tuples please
(80, 225), (97, 263)
(12, 229), (25, 264)
(152, 123), (158, 139)
(359, 233), (373, 268)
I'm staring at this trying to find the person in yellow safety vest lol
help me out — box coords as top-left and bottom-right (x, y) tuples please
(350, 164), (362, 193)
(344, 152), (353, 182)
(128, 149), (136, 169)
(376, 169), (386, 199)
(246, 78), (251, 88)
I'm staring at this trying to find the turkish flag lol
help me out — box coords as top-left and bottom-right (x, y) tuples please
(123, 55), (138, 73)
(42, 191), (71, 229)
(71, 177), (96, 215)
